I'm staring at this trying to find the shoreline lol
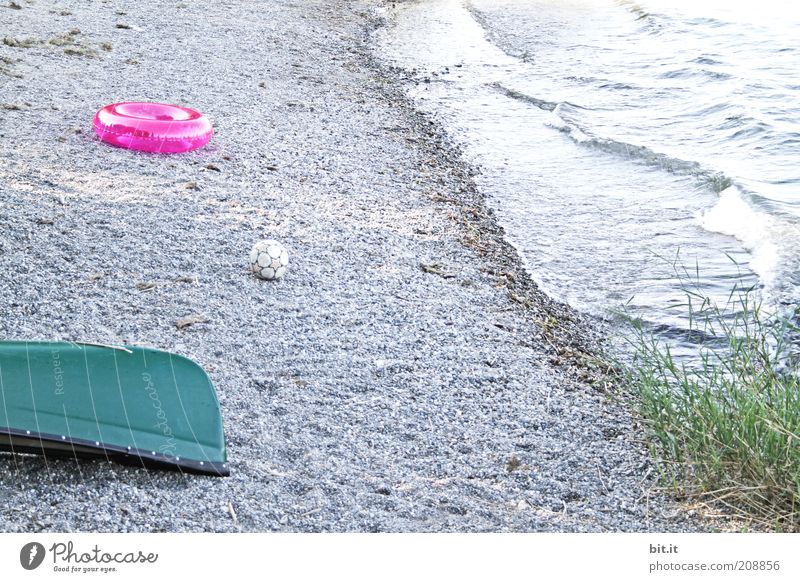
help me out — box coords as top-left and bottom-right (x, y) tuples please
(1, 0), (707, 532)
(360, 7), (613, 386)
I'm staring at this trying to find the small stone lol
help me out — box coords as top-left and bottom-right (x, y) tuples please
(176, 314), (209, 330)
(174, 275), (198, 284)
(506, 455), (521, 472)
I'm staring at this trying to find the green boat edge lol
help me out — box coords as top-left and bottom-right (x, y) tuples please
(0, 426), (230, 476)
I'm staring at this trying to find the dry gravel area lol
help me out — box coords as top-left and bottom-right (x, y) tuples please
(0, 0), (708, 532)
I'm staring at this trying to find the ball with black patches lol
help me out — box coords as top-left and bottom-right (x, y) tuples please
(249, 239), (289, 280)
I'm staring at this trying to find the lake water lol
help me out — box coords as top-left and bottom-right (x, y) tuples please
(375, 0), (800, 355)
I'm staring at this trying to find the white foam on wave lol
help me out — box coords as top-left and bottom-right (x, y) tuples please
(546, 104), (591, 142)
(697, 186), (779, 286)
(545, 109), (569, 131)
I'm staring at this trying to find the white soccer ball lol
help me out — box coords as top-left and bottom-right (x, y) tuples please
(249, 239), (289, 280)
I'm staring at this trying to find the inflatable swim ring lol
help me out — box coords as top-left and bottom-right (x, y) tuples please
(93, 102), (213, 153)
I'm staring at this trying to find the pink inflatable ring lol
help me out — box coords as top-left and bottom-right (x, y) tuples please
(93, 102), (213, 153)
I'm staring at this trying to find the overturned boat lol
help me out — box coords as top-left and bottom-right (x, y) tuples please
(0, 341), (228, 476)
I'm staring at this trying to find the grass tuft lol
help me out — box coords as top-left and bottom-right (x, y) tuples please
(622, 266), (800, 530)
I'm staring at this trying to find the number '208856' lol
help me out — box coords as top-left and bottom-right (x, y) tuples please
(736, 561), (780, 571)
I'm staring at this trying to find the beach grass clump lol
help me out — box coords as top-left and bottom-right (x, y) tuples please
(2, 36), (40, 48)
(624, 277), (800, 529)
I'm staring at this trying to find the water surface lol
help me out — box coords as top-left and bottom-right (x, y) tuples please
(376, 0), (800, 352)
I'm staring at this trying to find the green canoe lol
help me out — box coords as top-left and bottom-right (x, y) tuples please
(0, 341), (228, 476)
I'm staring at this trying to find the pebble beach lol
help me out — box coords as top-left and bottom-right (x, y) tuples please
(0, 0), (708, 532)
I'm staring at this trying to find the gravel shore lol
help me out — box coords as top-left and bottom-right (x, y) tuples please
(0, 0), (707, 532)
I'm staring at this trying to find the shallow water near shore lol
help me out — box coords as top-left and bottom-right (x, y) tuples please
(375, 0), (800, 356)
